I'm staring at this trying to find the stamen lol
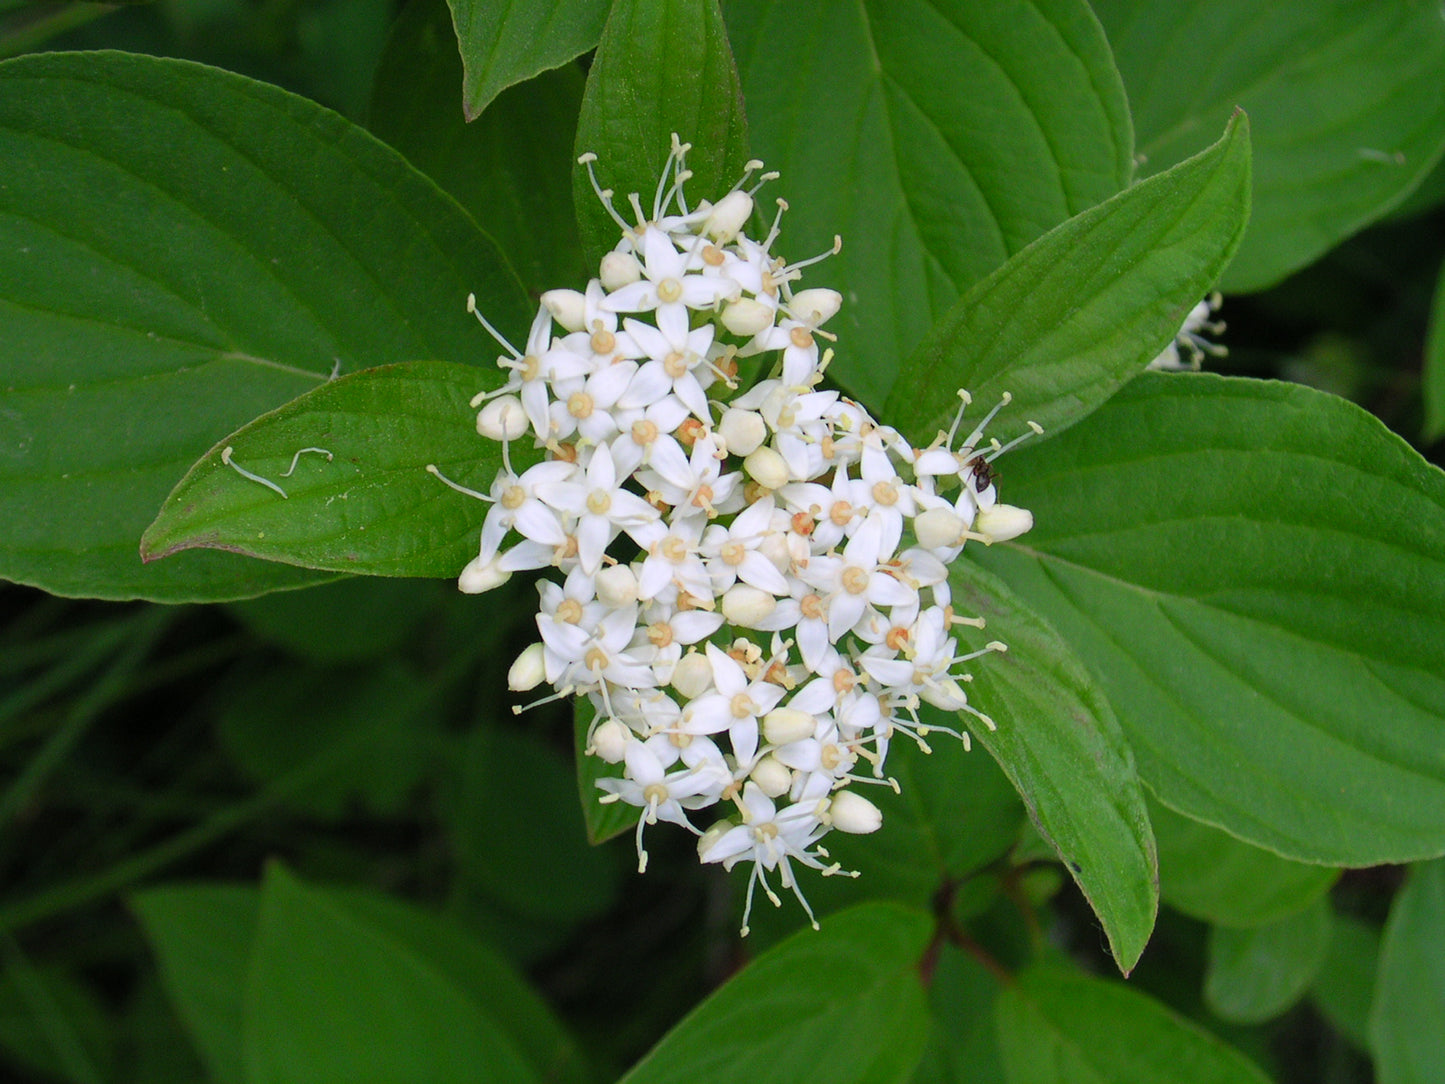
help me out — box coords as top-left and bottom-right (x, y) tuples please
(221, 446), (287, 499)
(577, 152), (632, 232)
(279, 447), (333, 478)
(984, 421), (1044, 462)
(426, 463), (494, 502)
(959, 391), (1012, 452)
(466, 294), (521, 358)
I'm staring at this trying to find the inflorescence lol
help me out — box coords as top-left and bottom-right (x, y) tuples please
(436, 135), (1038, 934)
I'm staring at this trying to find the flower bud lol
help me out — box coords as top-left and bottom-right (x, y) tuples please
(788, 288), (842, 327)
(458, 555), (511, 594)
(591, 718), (631, 763)
(720, 297), (775, 337)
(718, 408), (767, 457)
(671, 650), (714, 699)
(762, 707), (816, 745)
(539, 288), (587, 332)
(913, 507), (966, 550)
(750, 754), (792, 798)
(697, 820), (735, 862)
(477, 395), (529, 441)
(743, 445), (790, 491)
(828, 790), (882, 834)
(703, 189), (753, 242)
(600, 250), (641, 290)
(974, 503), (1034, 543)
(721, 584), (776, 627)
(507, 642), (546, 691)
(594, 563), (639, 608)
(920, 677), (970, 712)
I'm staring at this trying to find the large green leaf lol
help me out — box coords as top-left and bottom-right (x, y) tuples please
(996, 964), (1272, 1084)
(446, 0), (606, 120)
(0, 51), (529, 602)
(884, 113), (1250, 447)
(140, 361), (519, 578)
(619, 902), (932, 1084)
(1150, 799), (1338, 928)
(573, 0), (750, 266)
(244, 866), (543, 1084)
(1204, 896), (1332, 1025)
(1092, 0), (1445, 292)
(1371, 859), (1445, 1084)
(951, 563), (1157, 975)
(725, 0), (1134, 405)
(130, 885), (259, 1084)
(974, 372), (1445, 865)
(370, 0), (588, 296)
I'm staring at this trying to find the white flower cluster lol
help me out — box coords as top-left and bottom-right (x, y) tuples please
(440, 137), (1037, 934)
(1149, 293), (1226, 371)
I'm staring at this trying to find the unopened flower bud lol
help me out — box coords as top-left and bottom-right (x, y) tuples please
(477, 395), (528, 441)
(720, 297), (775, 337)
(920, 677), (970, 712)
(788, 288), (842, 327)
(743, 445), (789, 491)
(507, 642), (546, 691)
(594, 563), (639, 608)
(671, 650), (713, 699)
(697, 820), (735, 862)
(458, 555), (511, 594)
(540, 288), (587, 332)
(974, 503), (1034, 543)
(762, 707), (816, 745)
(703, 189), (753, 242)
(750, 754), (792, 798)
(914, 507), (966, 550)
(600, 250), (641, 290)
(828, 790), (882, 834)
(591, 718), (631, 763)
(721, 584), (776, 627)
(718, 408), (767, 457)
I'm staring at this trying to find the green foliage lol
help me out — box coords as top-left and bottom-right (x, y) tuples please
(2, 3), (1444, 1083)
(573, 0), (750, 265)
(726, 0), (1135, 404)
(1092, 0), (1445, 292)
(976, 373), (1445, 865)
(885, 112), (1250, 448)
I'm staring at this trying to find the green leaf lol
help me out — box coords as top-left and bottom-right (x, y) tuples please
(322, 888), (590, 1084)
(1371, 859), (1445, 1083)
(140, 361), (521, 578)
(245, 865), (542, 1084)
(975, 372), (1445, 866)
(1423, 257), (1445, 443)
(130, 885), (259, 1084)
(0, 51), (529, 602)
(725, 0), (1134, 406)
(1151, 799), (1338, 928)
(573, 0), (750, 266)
(441, 725), (620, 925)
(950, 562), (1157, 975)
(447, 0), (607, 120)
(0, 947), (112, 1084)
(912, 942), (1007, 1084)
(1309, 913), (1381, 1053)
(1204, 896), (1332, 1024)
(996, 963), (1272, 1084)
(619, 902), (932, 1084)
(885, 113), (1250, 448)
(1092, 0), (1445, 292)
(370, 0), (588, 296)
